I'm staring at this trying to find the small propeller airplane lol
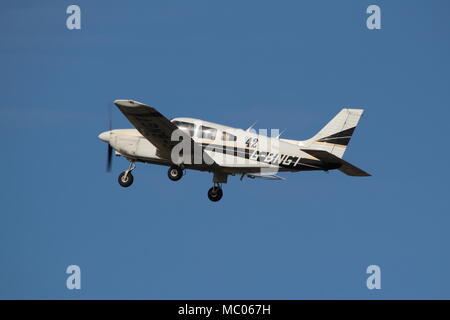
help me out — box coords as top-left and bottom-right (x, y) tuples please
(98, 100), (370, 202)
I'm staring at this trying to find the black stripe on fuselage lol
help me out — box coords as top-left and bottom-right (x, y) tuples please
(199, 143), (334, 171)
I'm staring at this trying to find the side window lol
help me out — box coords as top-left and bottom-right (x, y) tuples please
(222, 131), (237, 141)
(200, 126), (217, 140)
(173, 121), (195, 137)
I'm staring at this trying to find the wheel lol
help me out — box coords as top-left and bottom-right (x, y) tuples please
(168, 166), (183, 181)
(208, 186), (223, 202)
(118, 171), (134, 187)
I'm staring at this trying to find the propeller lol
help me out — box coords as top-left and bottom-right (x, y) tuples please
(106, 103), (113, 172)
(107, 145), (113, 172)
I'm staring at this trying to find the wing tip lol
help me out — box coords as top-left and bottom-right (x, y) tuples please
(339, 168), (372, 177)
(114, 99), (146, 108)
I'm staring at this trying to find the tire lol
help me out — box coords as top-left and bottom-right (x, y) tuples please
(207, 187), (223, 202)
(118, 171), (134, 187)
(168, 166), (183, 181)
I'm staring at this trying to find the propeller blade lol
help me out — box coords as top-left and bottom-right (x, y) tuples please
(108, 103), (112, 131)
(106, 101), (113, 172)
(107, 144), (113, 172)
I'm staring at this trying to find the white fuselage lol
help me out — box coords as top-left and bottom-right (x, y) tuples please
(98, 100), (369, 202)
(101, 117), (323, 174)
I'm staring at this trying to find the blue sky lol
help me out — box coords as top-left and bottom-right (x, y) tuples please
(1, 0), (449, 299)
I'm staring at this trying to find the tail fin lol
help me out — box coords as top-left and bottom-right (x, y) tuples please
(304, 108), (364, 159)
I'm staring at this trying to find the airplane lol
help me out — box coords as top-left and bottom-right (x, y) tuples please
(98, 100), (370, 202)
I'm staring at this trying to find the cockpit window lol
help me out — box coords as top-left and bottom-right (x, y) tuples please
(199, 125), (217, 140)
(173, 121), (195, 137)
(222, 131), (237, 141)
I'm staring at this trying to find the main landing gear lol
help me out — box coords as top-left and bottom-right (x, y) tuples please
(207, 172), (227, 202)
(208, 184), (223, 202)
(118, 162), (135, 188)
(167, 166), (183, 181)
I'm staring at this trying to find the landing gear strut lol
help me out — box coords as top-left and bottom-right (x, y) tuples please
(168, 166), (183, 181)
(208, 184), (223, 202)
(208, 172), (227, 202)
(118, 162), (135, 187)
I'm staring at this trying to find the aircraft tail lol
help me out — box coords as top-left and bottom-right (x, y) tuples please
(304, 108), (364, 159)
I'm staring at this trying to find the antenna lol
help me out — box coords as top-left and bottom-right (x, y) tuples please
(246, 120), (258, 132)
(275, 129), (286, 139)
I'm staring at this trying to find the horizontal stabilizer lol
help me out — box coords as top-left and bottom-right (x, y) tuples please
(301, 149), (371, 177)
(245, 173), (286, 180)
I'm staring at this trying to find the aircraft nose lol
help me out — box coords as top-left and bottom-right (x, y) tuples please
(98, 131), (110, 142)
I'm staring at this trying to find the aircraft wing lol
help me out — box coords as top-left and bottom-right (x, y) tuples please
(301, 149), (371, 177)
(114, 100), (212, 163)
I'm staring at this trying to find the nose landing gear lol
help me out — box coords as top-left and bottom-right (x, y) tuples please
(118, 162), (135, 187)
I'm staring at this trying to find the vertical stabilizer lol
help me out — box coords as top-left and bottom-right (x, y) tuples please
(304, 109), (364, 158)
